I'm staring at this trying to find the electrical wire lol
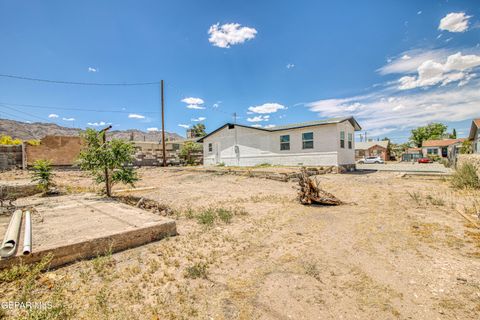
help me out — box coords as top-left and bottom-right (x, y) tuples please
(0, 73), (160, 86)
(0, 101), (159, 114)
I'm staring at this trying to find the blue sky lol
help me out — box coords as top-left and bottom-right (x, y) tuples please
(0, 0), (479, 142)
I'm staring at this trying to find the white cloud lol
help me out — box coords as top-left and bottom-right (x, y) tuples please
(264, 124), (276, 128)
(401, 55), (411, 60)
(128, 113), (145, 119)
(248, 103), (286, 114)
(48, 114), (59, 119)
(186, 105), (206, 110)
(378, 49), (451, 75)
(182, 97), (204, 105)
(286, 63), (295, 69)
(305, 78), (480, 137)
(191, 117), (206, 122)
(247, 115), (270, 122)
(208, 23), (257, 48)
(439, 12), (471, 33)
(251, 124), (262, 128)
(397, 52), (480, 90)
(182, 97), (205, 110)
(62, 117), (75, 121)
(146, 127), (159, 132)
(417, 11), (422, 15)
(87, 121), (107, 126)
(178, 124), (190, 129)
(88, 67), (98, 72)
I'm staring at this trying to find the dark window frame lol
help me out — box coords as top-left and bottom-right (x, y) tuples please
(348, 133), (353, 149)
(280, 135), (290, 151)
(302, 132), (314, 149)
(208, 143), (213, 152)
(340, 131), (345, 149)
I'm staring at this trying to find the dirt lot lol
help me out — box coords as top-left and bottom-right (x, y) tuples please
(1, 168), (480, 319)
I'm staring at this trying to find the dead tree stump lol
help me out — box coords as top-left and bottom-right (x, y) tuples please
(297, 168), (343, 205)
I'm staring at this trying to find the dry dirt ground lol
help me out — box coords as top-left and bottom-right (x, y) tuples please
(1, 168), (480, 319)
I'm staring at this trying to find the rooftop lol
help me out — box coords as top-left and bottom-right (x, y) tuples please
(422, 138), (465, 147)
(355, 140), (389, 150)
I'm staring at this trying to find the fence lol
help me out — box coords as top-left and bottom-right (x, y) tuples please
(0, 145), (23, 170)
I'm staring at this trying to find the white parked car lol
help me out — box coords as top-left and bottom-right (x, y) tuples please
(357, 156), (384, 164)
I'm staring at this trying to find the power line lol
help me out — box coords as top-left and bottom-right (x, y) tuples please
(0, 103), (54, 123)
(0, 73), (159, 86)
(0, 101), (160, 114)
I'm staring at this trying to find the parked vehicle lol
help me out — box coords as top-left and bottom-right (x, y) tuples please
(418, 157), (433, 163)
(357, 156), (384, 164)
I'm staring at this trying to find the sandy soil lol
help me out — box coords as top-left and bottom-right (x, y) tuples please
(1, 168), (480, 319)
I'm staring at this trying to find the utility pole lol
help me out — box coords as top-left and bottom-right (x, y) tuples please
(161, 80), (166, 167)
(99, 125), (112, 197)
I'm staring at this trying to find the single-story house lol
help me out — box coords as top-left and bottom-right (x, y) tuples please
(468, 119), (480, 154)
(355, 140), (389, 161)
(198, 117), (361, 168)
(401, 147), (422, 162)
(421, 138), (464, 159)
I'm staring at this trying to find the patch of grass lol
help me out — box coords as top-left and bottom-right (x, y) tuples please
(407, 191), (422, 205)
(426, 194), (445, 206)
(92, 247), (115, 277)
(451, 163), (480, 190)
(217, 208), (233, 224)
(184, 262), (208, 279)
(196, 208), (216, 226)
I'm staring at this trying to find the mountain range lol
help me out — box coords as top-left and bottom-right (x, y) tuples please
(0, 118), (184, 142)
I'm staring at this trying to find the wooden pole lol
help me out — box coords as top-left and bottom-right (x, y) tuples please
(161, 80), (166, 167)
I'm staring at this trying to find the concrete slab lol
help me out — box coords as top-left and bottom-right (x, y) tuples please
(0, 194), (176, 269)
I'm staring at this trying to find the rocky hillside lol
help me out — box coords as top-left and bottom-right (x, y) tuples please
(0, 118), (184, 142)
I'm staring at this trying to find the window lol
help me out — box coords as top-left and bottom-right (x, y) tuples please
(427, 148), (438, 155)
(280, 135), (290, 150)
(208, 143), (213, 152)
(348, 133), (353, 149)
(340, 131), (345, 148)
(302, 132), (314, 149)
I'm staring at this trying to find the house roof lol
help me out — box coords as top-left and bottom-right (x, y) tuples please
(355, 140), (389, 150)
(468, 119), (480, 140)
(198, 116), (361, 142)
(422, 138), (465, 147)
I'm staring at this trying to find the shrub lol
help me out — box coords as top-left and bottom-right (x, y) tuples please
(184, 262), (208, 279)
(196, 209), (216, 226)
(217, 208), (233, 223)
(451, 163), (480, 190)
(0, 134), (22, 145)
(31, 159), (54, 193)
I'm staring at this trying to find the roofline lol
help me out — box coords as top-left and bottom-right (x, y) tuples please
(468, 119), (479, 140)
(198, 117), (362, 142)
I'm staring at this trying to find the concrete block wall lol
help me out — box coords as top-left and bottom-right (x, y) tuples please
(0, 145), (23, 170)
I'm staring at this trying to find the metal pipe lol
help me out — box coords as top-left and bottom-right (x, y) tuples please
(23, 210), (32, 255)
(0, 210), (23, 258)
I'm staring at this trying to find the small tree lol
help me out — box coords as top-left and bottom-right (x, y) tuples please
(180, 141), (202, 165)
(31, 159), (54, 193)
(191, 124), (206, 138)
(78, 128), (138, 197)
(460, 140), (473, 154)
(410, 123), (447, 147)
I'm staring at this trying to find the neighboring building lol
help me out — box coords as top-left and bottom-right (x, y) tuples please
(421, 139), (464, 159)
(198, 117), (361, 168)
(468, 119), (480, 154)
(25, 136), (83, 166)
(401, 147), (422, 162)
(355, 140), (390, 161)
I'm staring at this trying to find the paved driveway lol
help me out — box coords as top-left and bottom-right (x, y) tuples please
(356, 162), (452, 173)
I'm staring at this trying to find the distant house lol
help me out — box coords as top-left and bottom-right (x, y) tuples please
(355, 140), (390, 161)
(421, 139), (464, 159)
(468, 119), (480, 154)
(198, 117), (361, 168)
(401, 147), (422, 162)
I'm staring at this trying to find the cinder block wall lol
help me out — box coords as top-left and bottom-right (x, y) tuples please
(26, 136), (83, 166)
(456, 154), (480, 176)
(0, 145), (23, 170)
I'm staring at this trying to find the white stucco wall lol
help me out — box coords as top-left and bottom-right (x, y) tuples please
(203, 122), (356, 167)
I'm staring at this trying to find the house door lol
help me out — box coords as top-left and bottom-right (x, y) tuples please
(441, 147), (448, 158)
(214, 142), (220, 164)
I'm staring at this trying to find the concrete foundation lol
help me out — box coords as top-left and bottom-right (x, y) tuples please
(0, 194), (176, 269)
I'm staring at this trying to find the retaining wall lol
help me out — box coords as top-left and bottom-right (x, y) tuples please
(0, 145), (23, 170)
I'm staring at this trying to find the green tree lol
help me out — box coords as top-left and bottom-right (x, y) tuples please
(180, 141), (202, 165)
(31, 160), (54, 193)
(191, 124), (206, 138)
(78, 128), (138, 197)
(450, 128), (457, 139)
(460, 140), (473, 154)
(410, 123), (448, 147)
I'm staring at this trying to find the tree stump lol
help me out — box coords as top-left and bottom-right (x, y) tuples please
(297, 168), (343, 205)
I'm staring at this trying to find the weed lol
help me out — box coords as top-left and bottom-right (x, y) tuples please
(426, 195), (445, 206)
(303, 261), (321, 281)
(217, 208), (233, 224)
(184, 262), (208, 279)
(407, 191), (422, 205)
(92, 247), (115, 277)
(196, 209), (216, 226)
(451, 163), (480, 189)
